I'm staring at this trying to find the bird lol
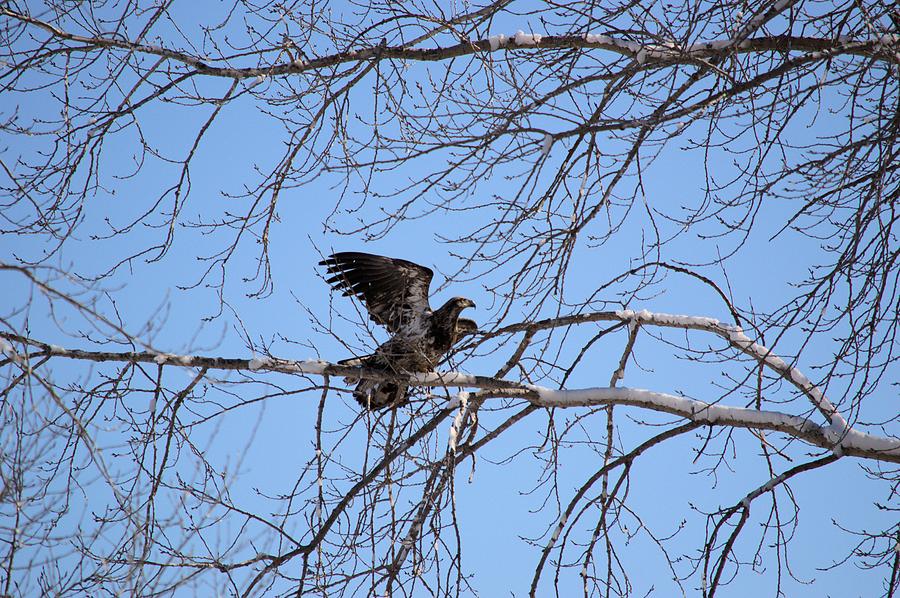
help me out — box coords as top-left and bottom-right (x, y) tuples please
(320, 251), (477, 410)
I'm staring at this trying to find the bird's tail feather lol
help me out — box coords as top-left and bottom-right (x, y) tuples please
(338, 356), (368, 367)
(354, 380), (408, 410)
(338, 355), (369, 384)
(340, 356), (409, 410)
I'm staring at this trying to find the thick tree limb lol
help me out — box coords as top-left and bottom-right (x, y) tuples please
(2, 7), (897, 80)
(3, 319), (898, 463)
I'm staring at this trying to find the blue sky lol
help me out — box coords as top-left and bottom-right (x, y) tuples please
(2, 2), (896, 596)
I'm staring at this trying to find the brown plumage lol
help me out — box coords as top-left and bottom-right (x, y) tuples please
(320, 252), (477, 409)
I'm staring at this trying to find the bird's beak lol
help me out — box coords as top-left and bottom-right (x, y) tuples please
(466, 299), (476, 309)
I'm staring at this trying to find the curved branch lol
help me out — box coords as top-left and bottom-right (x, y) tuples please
(488, 309), (849, 427)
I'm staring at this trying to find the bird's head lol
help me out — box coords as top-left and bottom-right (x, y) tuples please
(451, 297), (476, 311)
(456, 317), (479, 337)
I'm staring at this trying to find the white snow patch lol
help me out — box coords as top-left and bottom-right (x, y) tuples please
(447, 424), (459, 451)
(687, 39), (736, 53)
(716, 319), (847, 429)
(518, 383), (900, 457)
(153, 353), (169, 365)
(296, 359), (329, 374)
(448, 392), (469, 453)
(269, 359), (331, 375)
(607, 310), (846, 435)
(657, 313), (720, 327)
(616, 309), (720, 327)
(410, 371), (478, 386)
(177, 355), (193, 366)
(827, 418), (849, 440)
(48, 344), (65, 354)
(635, 49), (648, 64)
(789, 369), (810, 387)
(248, 357), (270, 371)
(488, 34), (508, 51)
(514, 31), (542, 46)
(541, 133), (553, 156)
(0, 338), (23, 365)
(534, 384), (791, 426)
(248, 74), (267, 90)
(447, 391), (469, 410)
(584, 33), (612, 44)
(842, 428), (895, 452)
(742, 0), (792, 32)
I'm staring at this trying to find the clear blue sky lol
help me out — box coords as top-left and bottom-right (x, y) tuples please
(3, 2), (894, 596)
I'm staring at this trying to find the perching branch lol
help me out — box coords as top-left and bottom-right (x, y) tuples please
(3, 307), (898, 464)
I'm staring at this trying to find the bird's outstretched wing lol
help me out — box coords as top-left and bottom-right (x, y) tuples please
(320, 252), (434, 334)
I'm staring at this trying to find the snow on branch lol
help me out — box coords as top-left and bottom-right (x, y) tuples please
(493, 309), (850, 430)
(516, 385), (898, 462)
(2, 328), (899, 464)
(615, 310), (848, 428)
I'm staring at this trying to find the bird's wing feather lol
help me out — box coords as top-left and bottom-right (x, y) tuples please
(320, 252), (434, 334)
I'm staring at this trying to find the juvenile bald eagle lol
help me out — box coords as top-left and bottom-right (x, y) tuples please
(320, 252), (477, 410)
